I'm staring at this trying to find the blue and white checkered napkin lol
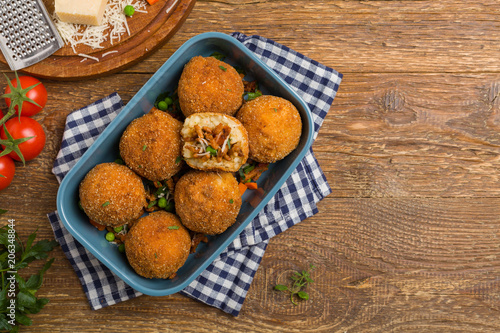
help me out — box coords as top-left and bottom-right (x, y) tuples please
(47, 32), (342, 316)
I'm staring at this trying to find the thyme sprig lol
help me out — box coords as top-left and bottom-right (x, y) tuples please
(274, 264), (315, 305)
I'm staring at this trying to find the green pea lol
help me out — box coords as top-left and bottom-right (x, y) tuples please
(114, 226), (123, 233)
(165, 201), (175, 212)
(118, 243), (125, 253)
(105, 232), (115, 242)
(124, 5), (135, 17)
(158, 197), (167, 208)
(157, 100), (168, 111)
(164, 96), (173, 106)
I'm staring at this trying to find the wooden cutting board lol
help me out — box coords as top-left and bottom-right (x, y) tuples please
(0, 0), (196, 80)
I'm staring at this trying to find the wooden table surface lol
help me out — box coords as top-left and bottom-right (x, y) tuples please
(2, 1), (500, 332)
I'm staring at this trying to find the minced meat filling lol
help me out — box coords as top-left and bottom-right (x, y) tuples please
(185, 124), (243, 162)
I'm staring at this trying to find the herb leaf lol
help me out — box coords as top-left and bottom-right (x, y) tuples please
(206, 146), (217, 157)
(274, 284), (288, 291)
(273, 264), (315, 305)
(0, 226), (57, 330)
(210, 52), (226, 61)
(244, 90), (262, 101)
(297, 291), (309, 300)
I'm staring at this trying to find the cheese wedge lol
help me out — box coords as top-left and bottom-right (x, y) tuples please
(55, 0), (108, 26)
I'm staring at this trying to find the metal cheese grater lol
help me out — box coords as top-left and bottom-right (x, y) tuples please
(0, 0), (64, 70)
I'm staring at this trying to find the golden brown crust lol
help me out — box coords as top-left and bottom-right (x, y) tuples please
(119, 108), (183, 181)
(178, 56), (244, 117)
(236, 95), (302, 163)
(125, 211), (191, 279)
(79, 163), (146, 227)
(174, 171), (242, 235)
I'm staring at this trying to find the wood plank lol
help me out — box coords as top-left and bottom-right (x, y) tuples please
(15, 197), (500, 332)
(126, 0), (500, 75)
(1, 0), (500, 332)
(318, 73), (500, 198)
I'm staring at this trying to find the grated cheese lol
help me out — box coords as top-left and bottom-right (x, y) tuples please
(102, 50), (119, 58)
(221, 135), (230, 153)
(78, 53), (100, 62)
(53, 0), (147, 54)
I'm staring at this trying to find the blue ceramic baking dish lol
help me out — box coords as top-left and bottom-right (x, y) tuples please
(56, 32), (314, 296)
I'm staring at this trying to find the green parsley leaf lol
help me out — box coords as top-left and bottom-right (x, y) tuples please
(273, 264), (315, 305)
(175, 156), (182, 164)
(206, 146), (217, 157)
(168, 226), (180, 230)
(297, 291), (309, 300)
(244, 90), (262, 101)
(219, 65), (227, 72)
(142, 144), (147, 151)
(274, 284), (288, 291)
(147, 200), (157, 208)
(229, 199), (234, 204)
(211, 52), (226, 61)
(102, 201), (110, 207)
(243, 164), (255, 174)
(0, 226), (57, 329)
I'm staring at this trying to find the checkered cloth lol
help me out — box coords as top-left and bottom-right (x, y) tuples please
(47, 32), (342, 316)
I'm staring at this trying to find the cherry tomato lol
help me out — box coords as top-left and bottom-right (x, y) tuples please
(4, 76), (47, 117)
(0, 117), (46, 161)
(0, 154), (15, 191)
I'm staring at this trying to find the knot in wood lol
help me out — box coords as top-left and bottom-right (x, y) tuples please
(380, 89), (416, 125)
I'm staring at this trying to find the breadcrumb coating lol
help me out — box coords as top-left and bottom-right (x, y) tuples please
(119, 108), (183, 181)
(174, 171), (242, 235)
(79, 163), (146, 227)
(125, 211), (191, 279)
(236, 95), (302, 163)
(178, 56), (244, 117)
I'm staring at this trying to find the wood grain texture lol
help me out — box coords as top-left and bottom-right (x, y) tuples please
(1, 0), (500, 332)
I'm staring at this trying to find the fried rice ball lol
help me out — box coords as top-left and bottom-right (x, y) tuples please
(174, 171), (242, 235)
(79, 163), (146, 227)
(237, 95), (302, 163)
(181, 112), (249, 172)
(125, 211), (191, 279)
(119, 108), (183, 182)
(178, 56), (244, 117)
